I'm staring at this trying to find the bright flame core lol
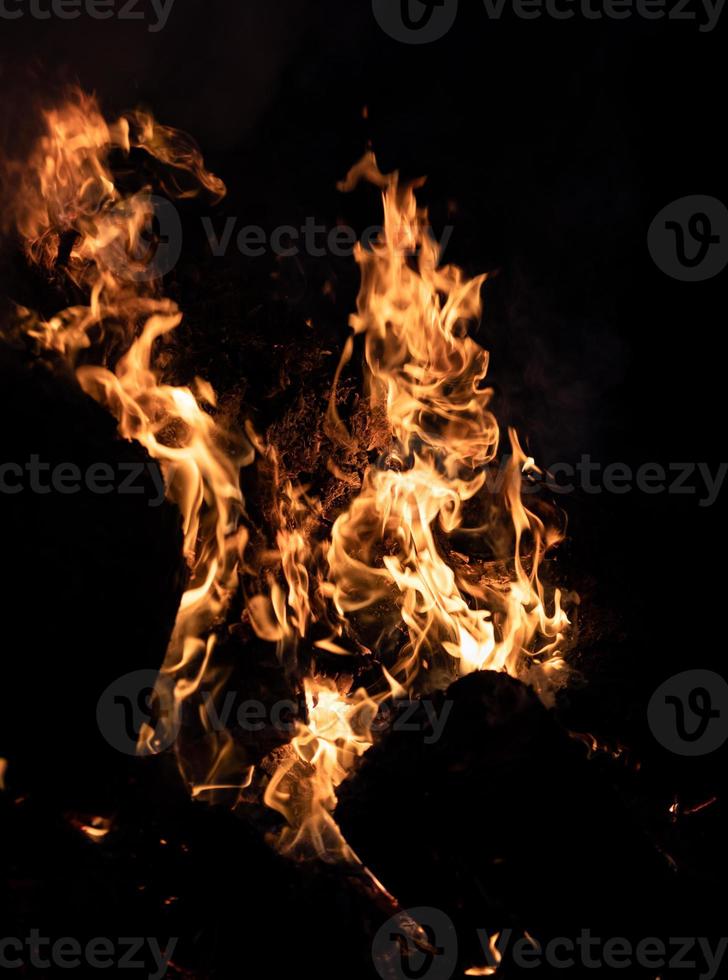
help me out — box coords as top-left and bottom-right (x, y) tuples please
(3, 88), (251, 794)
(255, 153), (570, 860)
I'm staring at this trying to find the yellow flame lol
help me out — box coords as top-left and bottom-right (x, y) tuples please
(4, 88), (251, 795)
(4, 95), (573, 870)
(67, 814), (112, 843)
(258, 153), (571, 861)
(466, 930), (503, 975)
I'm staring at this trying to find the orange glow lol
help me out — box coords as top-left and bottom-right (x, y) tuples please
(5, 94), (572, 871)
(4, 88), (251, 797)
(466, 931), (503, 975)
(254, 153), (571, 862)
(67, 814), (113, 843)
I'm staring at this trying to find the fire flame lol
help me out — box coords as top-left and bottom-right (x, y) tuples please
(328, 154), (567, 690)
(254, 153), (570, 860)
(465, 931), (503, 975)
(2, 88), (251, 794)
(3, 93), (572, 875)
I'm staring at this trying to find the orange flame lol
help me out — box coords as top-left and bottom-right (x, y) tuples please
(327, 153), (568, 691)
(466, 931), (504, 976)
(4, 94), (572, 872)
(3, 88), (251, 795)
(254, 153), (571, 861)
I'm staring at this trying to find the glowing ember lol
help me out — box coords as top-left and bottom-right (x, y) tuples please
(67, 813), (113, 843)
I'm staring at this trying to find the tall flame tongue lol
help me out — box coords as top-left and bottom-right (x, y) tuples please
(259, 153), (570, 863)
(329, 154), (569, 690)
(4, 89), (252, 793)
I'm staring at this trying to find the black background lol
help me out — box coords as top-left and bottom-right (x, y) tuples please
(0, 1), (726, 977)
